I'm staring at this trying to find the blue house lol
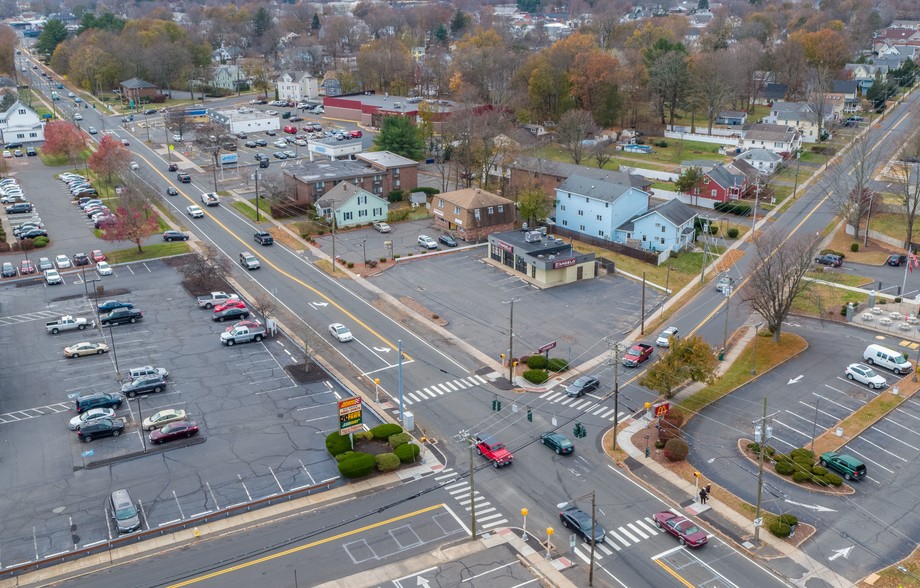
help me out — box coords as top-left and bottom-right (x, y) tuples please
(555, 175), (650, 241)
(616, 199), (698, 253)
(315, 181), (388, 228)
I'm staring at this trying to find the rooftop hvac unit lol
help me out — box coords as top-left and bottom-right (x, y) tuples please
(524, 230), (543, 243)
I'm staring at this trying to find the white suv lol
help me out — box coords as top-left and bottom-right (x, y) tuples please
(845, 363), (887, 389)
(418, 235), (438, 250)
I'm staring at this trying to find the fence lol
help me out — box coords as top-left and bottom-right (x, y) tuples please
(664, 130), (740, 145)
(666, 125), (738, 137)
(549, 225), (663, 265)
(627, 167), (678, 181)
(650, 188), (718, 210)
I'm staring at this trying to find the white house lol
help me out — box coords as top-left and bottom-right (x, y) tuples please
(210, 65), (249, 92)
(0, 96), (44, 144)
(315, 181), (388, 229)
(734, 148), (783, 175)
(616, 199), (698, 253)
(276, 71), (318, 102)
(740, 123), (800, 154)
(762, 101), (833, 143)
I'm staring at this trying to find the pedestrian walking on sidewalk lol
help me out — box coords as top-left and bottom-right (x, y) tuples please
(705, 483), (712, 497)
(699, 488), (708, 504)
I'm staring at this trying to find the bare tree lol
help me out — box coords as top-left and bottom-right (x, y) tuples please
(742, 230), (821, 343)
(590, 142), (613, 168)
(177, 245), (232, 292)
(893, 119), (920, 248)
(250, 292), (278, 321)
(195, 122), (237, 192)
(823, 130), (883, 242)
(163, 109), (193, 143)
(556, 109), (597, 165)
(689, 51), (733, 134)
(804, 65), (834, 142)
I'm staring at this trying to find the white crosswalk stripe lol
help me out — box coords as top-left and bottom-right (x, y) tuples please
(618, 526), (640, 542)
(435, 468), (508, 532)
(399, 375), (490, 405)
(444, 380), (460, 391)
(608, 529), (630, 547)
(481, 518), (508, 529)
(627, 522), (649, 539)
(636, 518), (658, 535)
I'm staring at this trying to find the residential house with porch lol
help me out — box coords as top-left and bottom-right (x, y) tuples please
(682, 163), (749, 206)
(615, 199), (698, 253)
(554, 175), (650, 241)
(0, 96), (43, 144)
(739, 123), (800, 154)
(314, 181), (388, 229)
(763, 102), (830, 143)
(276, 71), (319, 102)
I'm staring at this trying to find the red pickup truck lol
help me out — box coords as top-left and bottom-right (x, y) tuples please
(622, 343), (653, 367)
(476, 434), (513, 468)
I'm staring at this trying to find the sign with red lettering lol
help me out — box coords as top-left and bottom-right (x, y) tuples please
(552, 257), (577, 269)
(654, 402), (670, 418)
(338, 397), (363, 434)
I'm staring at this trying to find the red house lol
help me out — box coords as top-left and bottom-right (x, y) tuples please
(688, 163), (748, 204)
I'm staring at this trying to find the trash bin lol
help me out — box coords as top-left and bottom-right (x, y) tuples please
(718, 348), (725, 361)
(404, 411), (415, 432)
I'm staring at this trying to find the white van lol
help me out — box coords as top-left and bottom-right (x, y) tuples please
(863, 344), (913, 375)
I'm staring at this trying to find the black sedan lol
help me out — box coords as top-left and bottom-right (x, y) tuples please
(100, 308), (143, 325)
(166, 186), (178, 196)
(439, 234), (458, 247)
(540, 432), (574, 455)
(254, 139), (268, 147)
(150, 420), (199, 444)
(121, 375), (166, 398)
(97, 300), (134, 312)
(18, 229), (47, 240)
(212, 307), (250, 322)
(559, 506), (605, 544)
(244, 140), (258, 148)
(887, 254), (908, 267)
(163, 230), (189, 241)
(77, 418), (125, 442)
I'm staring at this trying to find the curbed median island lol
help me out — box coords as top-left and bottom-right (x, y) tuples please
(326, 423), (422, 478)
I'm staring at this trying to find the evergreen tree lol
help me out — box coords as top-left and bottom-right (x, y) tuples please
(450, 9), (470, 36)
(252, 7), (271, 38)
(373, 116), (425, 161)
(35, 19), (68, 59)
(312, 13), (321, 32)
(434, 24), (448, 44)
(698, 0), (709, 10)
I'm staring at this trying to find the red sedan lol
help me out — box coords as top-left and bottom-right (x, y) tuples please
(214, 299), (247, 313)
(653, 511), (708, 548)
(149, 420), (199, 444)
(91, 249), (106, 263)
(19, 260), (35, 274)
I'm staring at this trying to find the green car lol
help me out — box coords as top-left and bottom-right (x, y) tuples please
(540, 432), (574, 455)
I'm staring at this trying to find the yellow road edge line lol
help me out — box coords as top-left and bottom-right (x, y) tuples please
(167, 503), (447, 587)
(137, 153), (411, 359)
(653, 557), (696, 588)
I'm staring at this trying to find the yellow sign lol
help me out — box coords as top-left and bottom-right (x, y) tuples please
(338, 397), (363, 434)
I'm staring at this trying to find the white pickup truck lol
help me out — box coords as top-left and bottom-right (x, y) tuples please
(220, 324), (266, 346)
(196, 292), (238, 309)
(200, 192), (220, 206)
(46, 315), (92, 334)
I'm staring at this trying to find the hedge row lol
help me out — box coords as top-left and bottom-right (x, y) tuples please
(714, 202), (751, 217)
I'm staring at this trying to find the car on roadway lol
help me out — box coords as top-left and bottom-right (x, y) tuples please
(166, 186), (178, 196)
(77, 418), (125, 442)
(887, 254), (908, 266)
(845, 363), (887, 389)
(87, 127), (97, 134)
(439, 234), (458, 247)
(167, 163), (178, 172)
(68, 407), (116, 431)
(177, 172), (191, 183)
(91, 249), (106, 262)
(150, 420), (199, 444)
(44, 269), (63, 285)
(653, 511), (708, 548)
(187, 205), (204, 218)
(98, 300), (133, 312)
(566, 375), (600, 398)
(129, 161), (139, 170)
(121, 375), (167, 398)
(54, 254), (72, 269)
(254, 231), (273, 245)
(163, 230), (189, 241)
(540, 432), (574, 455)
(72, 252), (89, 266)
(1, 262), (16, 277)
(142, 409), (188, 431)
(715, 276), (734, 293)
(96, 261), (113, 275)
(372, 221), (391, 233)
(73, 113), (82, 121)
(64, 341), (110, 358)
(417, 235), (438, 250)
(19, 260), (35, 274)
(559, 506), (605, 544)
(329, 323), (353, 342)
(656, 326), (679, 347)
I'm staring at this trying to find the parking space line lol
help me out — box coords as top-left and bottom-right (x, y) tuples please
(844, 447), (892, 477)
(869, 425), (920, 451)
(812, 392), (856, 411)
(850, 437), (906, 462)
(796, 400), (840, 420)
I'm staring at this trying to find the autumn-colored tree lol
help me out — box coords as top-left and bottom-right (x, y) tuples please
(88, 135), (131, 193)
(452, 28), (520, 105)
(357, 37), (413, 95)
(516, 184), (550, 226)
(569, 51), (621, 127)
(638, 335), (718, 399)
(43, 121), (86, 169)
(0, 25), (18, 82)
(788, 28), (850, 72)
(100, 201), (160, 253)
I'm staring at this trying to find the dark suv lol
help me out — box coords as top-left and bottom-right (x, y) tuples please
(5, 202), (33, 214)
(559, 506), (606, 544)
(815, 254), (843, 267)
(121, 375), (167, 398)
(75, 392), (124, 413)
(77, 418), (125, 442)
(566, 376), (600, 398)
(177, 172), (191, 183)
(101, 308), (143, 325)
(254, 231), (274, 245)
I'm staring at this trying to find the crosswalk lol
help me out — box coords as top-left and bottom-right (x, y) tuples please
(571, 516), (663, 562)
(434, 468), (508, 530)
(537, 390), (627, 421)
(400, 375), (488, 406)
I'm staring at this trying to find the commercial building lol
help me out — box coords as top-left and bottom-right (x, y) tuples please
(282, 151), (418, 206)
(209, 109), (280, 135)
(487, 228), (595, 288)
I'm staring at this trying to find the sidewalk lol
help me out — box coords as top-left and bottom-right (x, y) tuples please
(615, 321), (856, 588)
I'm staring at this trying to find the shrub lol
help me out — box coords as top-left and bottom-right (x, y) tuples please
(841, 304), (849, 316)
(654, 439), (666, 449)
(376, 453), (401, 472)
(850, 242), (859, 252)
(747, 442), (760, 453)
(708, 225), (718, 235)
(727, 227), (739, 238)
(32, 236), (49, 248)
(523, 369), (549, 384)
(388, 432), (412, 449)
(714, 202), (752, 217)
(655, 140), (668, 148)
(792, 455), (813, 468)
(388, 208), (412, 222)
(778, 514), (797, 526)
(335, 451), (354, 463)
(354, 431), (373, 442)
(773, 453), (790, 462)
(663, 437), (689, 461)
(775, 461), (795, 475)
(325, 432), (352, 456)
(792, 471), (810, 483)
(820, 249), (845, 259)
(547, 358), (569, 372)
(395, 442), (420, 463)
(811, 465), (828, 476)
(347, 262), (354, 269)
(388, 189), (405, 203)
(379, 257), (387, 263)
(824, 472), (843, 486)
(527, 355), (548, 369)
(416, 187), (439, 196)
(769, 519), (792, 537)
(790, 448), (814, 461)
(371, 423), (403, 440)
(658, 409), (685, 441)
(338, 452), (376, 478)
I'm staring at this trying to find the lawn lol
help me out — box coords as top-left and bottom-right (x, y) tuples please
(39, 151), (90, 167)
(805, 270), (874, 288)
(792, 281), (868, 316)
(232, 198), (272, 222)
(679, 332), (808, 417)
(103, 241), (189, 263)
(826, 223), (897, 265)
(867, 212), (913, 248)
(531, 140), (727, 171)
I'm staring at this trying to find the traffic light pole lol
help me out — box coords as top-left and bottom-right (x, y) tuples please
(468, 436), (476, 540)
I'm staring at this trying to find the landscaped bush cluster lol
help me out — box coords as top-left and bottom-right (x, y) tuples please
(771, 447), (842, 487)
(376, 453), (401, 472)
(527, 355), (548, 369)
(339, 452), (376, 478)
(663, 437), (689, 461)
(768, 514), (799, 538)
(388, 189), (405, 202)
(326, 431), (352, 457)
(727, 228), (739, 239)
(388, 432), (411, 449)
(395, 442), (420, 463)
(714, 202), (752, 217)
(522, 356), (569, 383)
(415, 187), (439, 196)
(850, 243), (859, 252)
(547, 358), (569, 371)
(523, 369), (549, 384)
(657, 408), (685, 442)
(328, 424), (415, 478)
(371, 423), (403, 440)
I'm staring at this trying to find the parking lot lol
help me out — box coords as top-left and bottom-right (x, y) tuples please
(0, 259), (372, 570)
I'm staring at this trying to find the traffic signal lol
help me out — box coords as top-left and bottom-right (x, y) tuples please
(573, 422), (587, 438)
(527, 408), (533, 422)
(492, 397), (502, 411)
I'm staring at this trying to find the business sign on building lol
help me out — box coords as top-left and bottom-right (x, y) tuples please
(338, 397), (363, 435)
(219, 153), (238, 166)
(495, 240), (513, 253)
(552, 257), (577, 269)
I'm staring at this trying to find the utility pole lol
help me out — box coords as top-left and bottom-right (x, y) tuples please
(331, 214), (336, 273)
(611, 342), (622, 451)
(640, 272), (646, 335)
(751, 176), (761, 231)
(468, 435), (476, 540)
(254, 171), (261, 222)
(753, 398), (776, 544)
(722, 285), (733, 351)
(589, 490), (596, 586)
(503, 299), (519, 383)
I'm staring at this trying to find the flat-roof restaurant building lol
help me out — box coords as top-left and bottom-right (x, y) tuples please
(487, 229), (596, 287)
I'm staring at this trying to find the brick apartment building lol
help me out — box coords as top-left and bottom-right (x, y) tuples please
(432, 188), (515, 243)
(281, 151), (418, 207)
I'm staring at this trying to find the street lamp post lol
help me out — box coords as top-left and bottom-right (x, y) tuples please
(106, 323), (120, 375)
(361, 239), (367, 266)
(374, 378), (380, 403)
(722, 285), (733, 352)
(545, 527), (553, 558)
(136, 396), (148, 454)
(751, 321), (763, 375)
(254, 171), (261, 222)
(521, 507), (528, 541)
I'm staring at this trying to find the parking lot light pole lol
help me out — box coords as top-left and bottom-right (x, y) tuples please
(751, 321), (763, 375)
(136, 397), (147, 454)
(361, 239), (367, 266)
(521, 507), (528, 541)
(106, 323), (120, 375)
